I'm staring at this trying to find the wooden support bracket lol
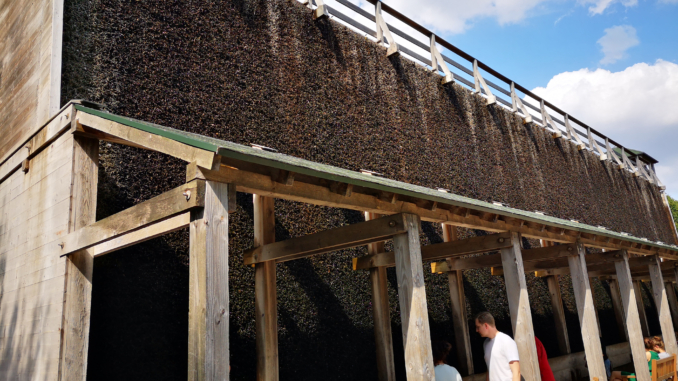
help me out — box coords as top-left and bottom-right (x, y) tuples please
(430, 35), (453, 84)
(473, 60), (496, 106)
(587, 127), (607, 160)
(375, 2), (398, 56)
(510, 82), (532, 124)
(541, 100), (562, 138)
(564, 114), (586, 150)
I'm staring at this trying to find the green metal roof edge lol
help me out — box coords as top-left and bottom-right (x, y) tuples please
(75, 106), (678, 253)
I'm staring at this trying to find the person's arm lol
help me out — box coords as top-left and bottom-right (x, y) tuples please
(509, 361), (520, 381)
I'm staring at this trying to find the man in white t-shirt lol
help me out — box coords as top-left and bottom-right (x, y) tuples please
(475, 312), (520, 381)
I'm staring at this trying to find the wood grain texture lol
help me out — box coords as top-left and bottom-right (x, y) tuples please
(393, 214), (434, 381)
(254, 195), (278, 381)
(546, 275), (570, 355)
(500, 232), (541, 381)
(608, 279), (630, 342)
(568, 241), (606, 381)
(664, 281), (678, 332)
(633, 280), (651, 337)
(189, 181), (230, 381)
(615, 251), (651, 381)
(648, 256), (678, 355)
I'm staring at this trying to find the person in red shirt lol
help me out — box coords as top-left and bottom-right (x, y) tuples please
(535, 337), (556, 381)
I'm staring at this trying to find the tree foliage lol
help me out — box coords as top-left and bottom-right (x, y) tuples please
(669, 196), (678, 227)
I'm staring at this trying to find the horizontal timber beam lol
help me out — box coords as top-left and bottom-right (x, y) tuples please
(354, 232), (513, 270)
(187, 164), (673, 259)
(431, 243), (577, 272)
(243, 213), (408, 265)
(58, 180), (205, 257)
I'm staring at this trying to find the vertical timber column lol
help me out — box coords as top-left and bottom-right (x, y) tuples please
(665, 280), (678, 332)
(442, 224), (473, 376)
(648, 256), (678, 354)
(59, 136), (98, 380)
(545, 275), (571, 354)
(393, 214), (435, 381)
(500, 232), (541, 381)
(590, 284), (603, 337)
(614, 251), (651, 381)
(567, 241), (606, 381)
(633, 280), (651, 337)
(608, 279), (630, 342)
(189, 181), (230, 381)
(255, 195), (278, 381)
(366, 212), (396, 381)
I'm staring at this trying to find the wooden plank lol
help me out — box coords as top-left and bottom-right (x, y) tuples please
(615, 251), (652, 381)
(441, 243), (577, 271)
(633, 280), (651, 337)
(188, 181), (230, 381)
(393, 214), (435, 380)
(57, 180), (205, 256)
(254, 195), (278, 381)
(648, 256), (678, 355)
(76, 111), (219, 169)
(58, 135), (98, 381)
(568, 241), (606, 381)
(442, 224), (473, 376)
(546, 275), (571, 354)
(244, 214), (408, 265)
(366, 212), (396, 381)
(665, 281), (678, 332)
(608, 279), (630, 342)
(500, 232), (541, 381)
(90, 213), (191, 257)
(355, 232), (513, 270)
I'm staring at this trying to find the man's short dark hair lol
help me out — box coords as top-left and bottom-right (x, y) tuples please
(475, 311), (495, 327)
(432, 340), (452, 364)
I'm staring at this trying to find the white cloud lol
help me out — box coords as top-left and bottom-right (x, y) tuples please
(580, 0), (638, 15)
(597, 25), (639, 65)
(531, 60), (678, 198)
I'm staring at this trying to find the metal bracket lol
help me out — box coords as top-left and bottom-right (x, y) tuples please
(473, 60), (496, 106)
(540, 100), (561, 138)
(606, 138), (624, 169)
(510, 82), (532, 124)
(564, 114), (585, 150)
(375, 2), (398, 57)
(430, 35), (453, 85)
(587, 127), (607, 160)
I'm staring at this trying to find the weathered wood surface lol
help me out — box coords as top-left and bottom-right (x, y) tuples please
(608, 279), (630, 342)
(568, 241), (606, 381)
(500, 232), (541, 381)
(664, 281), (678, 332)
(189, 181), (230, 381)
(615, 251), (652, 381)
(244, 214), (408, 265)
(546, 275), (571, 354)
(393, 214), (435, 380)
(366, 212), (396, 381)
(434, 243), (577, 272)
(355, 232), (513, 270)
(0, 132), (75, 380)
(254, 195), (278, 381)
(633, 280), (651, 337)
(648, 256), (678, 355)
(57, 179), (205, 257)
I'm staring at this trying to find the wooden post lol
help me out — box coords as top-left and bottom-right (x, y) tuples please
(442, 224), (473, 376)
(568, 241), (606, 381)
(393, 213), (435, 381)
(615, 250), (652, 381)
(633, 280), (651, 337)
(665, 281), (678, 332)
(366, 212), (396, 381)
(590, 284), (603, 337)
(648, 256), (678, 354)
(545, 275), (571, 354)
(500, 232), (541, 381)
(255, 195), (278, 381)
(608, 279), (630, 342)
(189, 181), (230, 381)
(59, 136), (98, 380)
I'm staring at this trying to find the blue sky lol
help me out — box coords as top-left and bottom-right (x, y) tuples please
(323, 0), (678, 199)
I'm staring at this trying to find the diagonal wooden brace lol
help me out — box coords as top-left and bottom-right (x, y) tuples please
(606, 138), (624, 169)
(510, 82), (532, 124)
(587, 127), (607, 160)
(540, 100), (562, 138)
(473, 60), (496, 106)
(430, 35), (453, 84)
(621, 147), (639, 176)
(564, 114), (585, 150)
(311, 0), (328, 19)
(375, 2), (399, 57)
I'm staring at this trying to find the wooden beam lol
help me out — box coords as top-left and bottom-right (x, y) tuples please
(568, 241), (606, 381)
(608, 279), (630, 342)
(245, 214), (408, 265)
(500, 232), (541, 381)
(393, 214), (435, 380)
(442, 225), (473, 376)
(355, 232), (513, 270)
(58, 135), (98, 381)
(633, 280), (651, 337)
(366, 213), (396, 381)
(615, 251), (652, 381)
(665, 281), (678, 332)
(90, 212), (191, 257)
(435, 243), (577, 272)
(254, 195), (278, 381)
(58, 180), (205, 257)
(188, 181), (230, 381)
(546, 275), (571, 355)
(77, 111), (220, 170)
(648, 256), (678, 354)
